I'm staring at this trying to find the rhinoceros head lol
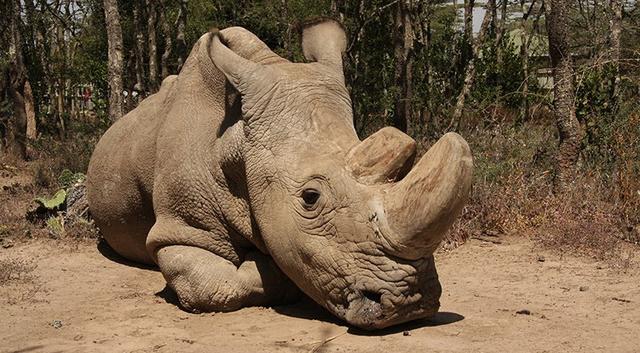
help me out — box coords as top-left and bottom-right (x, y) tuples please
(209, 19), (473, 329)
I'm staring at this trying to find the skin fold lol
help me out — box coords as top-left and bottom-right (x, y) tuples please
(87, 18), (473, 330)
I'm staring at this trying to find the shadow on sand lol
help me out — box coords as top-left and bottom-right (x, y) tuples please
(273, 296), (464, 335)
(155, 284), (183, 308)
(347, 311), (465, 336)
(273, 296), (345, 326)
(9, 346), (48, 353)
(97, 238), (158, 271)
(96, 240), (464, 333)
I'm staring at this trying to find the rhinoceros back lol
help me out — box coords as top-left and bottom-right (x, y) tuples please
(87, 33), (228, 264)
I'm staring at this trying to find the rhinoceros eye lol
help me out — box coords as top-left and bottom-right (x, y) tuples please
(301, 188), (321, 207)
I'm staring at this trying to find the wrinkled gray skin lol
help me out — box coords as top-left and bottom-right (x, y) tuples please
(87, 19), (473, 330)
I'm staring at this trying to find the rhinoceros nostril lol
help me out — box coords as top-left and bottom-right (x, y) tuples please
(362, 290), (382, 304)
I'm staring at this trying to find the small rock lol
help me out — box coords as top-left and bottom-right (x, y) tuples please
(579, 286), (589, 292)
(516, 309), (531, 315)
(2, 240), (14, 249)
(402, 331), (411, 336)
(51, 320), (63, 329)
(537, 255), (545, 262)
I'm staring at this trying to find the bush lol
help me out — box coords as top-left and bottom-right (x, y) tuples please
(440, 107), (639, 261)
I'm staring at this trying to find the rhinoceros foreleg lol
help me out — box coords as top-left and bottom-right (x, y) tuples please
(156, 245), (300, 312)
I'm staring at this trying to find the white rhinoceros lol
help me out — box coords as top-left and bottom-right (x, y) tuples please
(87, 18), (473, 330)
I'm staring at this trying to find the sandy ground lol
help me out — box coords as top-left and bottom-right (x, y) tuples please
(1, 236), (639, 353)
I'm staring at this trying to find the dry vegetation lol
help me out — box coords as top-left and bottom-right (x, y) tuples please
(0, 253), (44, 306)
(0, 256), (36, 286)
(443, 111), (639, 267)
(0, 121), (103, 246)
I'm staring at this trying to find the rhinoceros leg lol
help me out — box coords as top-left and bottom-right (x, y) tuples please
(156, 245), (300, 312)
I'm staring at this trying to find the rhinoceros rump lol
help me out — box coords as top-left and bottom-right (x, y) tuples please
(87, 18), (473, 330)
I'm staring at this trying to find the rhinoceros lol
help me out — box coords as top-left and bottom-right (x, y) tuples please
(87, 18), (473, 330)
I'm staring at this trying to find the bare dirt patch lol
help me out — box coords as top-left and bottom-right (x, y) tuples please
(1, 236), (638, 353)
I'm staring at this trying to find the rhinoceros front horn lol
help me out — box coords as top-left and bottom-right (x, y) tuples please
(379, 132), (473, 260)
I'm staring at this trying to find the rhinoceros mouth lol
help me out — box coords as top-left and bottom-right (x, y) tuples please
(340, 288), (438, 330)
(324, 256), (441, 330)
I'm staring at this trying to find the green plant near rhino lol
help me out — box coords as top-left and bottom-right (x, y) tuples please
(58, 169), (86, 189)
(33, 169), (87, 238)
(34, 189), (67, 211)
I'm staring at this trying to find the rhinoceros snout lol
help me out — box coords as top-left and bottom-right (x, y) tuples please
(344, 288), (439, 330)
(335, 255), (442, 330)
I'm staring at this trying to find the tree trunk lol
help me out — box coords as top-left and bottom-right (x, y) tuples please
(133, 0), (146, 93)
(519, 0), (530, 124)
(54, 17), (66, 138)
(392, 0), (415, 133)
(63, 0), (72, 118)
(21, 2), (37, 141)
(518, 0), (539, 124)
(495, 0), (509, 65)
(450, 0), (495, 130)
(5, 0), (31, 159)
(463, 0), (475, 63)
(125, 48), (137, 113)
(22, 0), (41, 125)
(331, 0), (344, 21)
(175, 0), (188, 72)
(546, 0), (584, 191)
(160, 0), (173, 79)
(609, 0), (623, 98)
(104, 0), (124, 122)
(32, 0), (51, 122)
(146, 0), (159, 92)
(281, 0), (293, 60)
(418, 9), (433, 132)
(24, 81), (37, 140)
(5, 70), (28, 160)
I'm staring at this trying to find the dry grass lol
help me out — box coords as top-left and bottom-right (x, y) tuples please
(30, 135), (97, 189)
(0, 256), (36, 286)
(439, 114), (639, 268)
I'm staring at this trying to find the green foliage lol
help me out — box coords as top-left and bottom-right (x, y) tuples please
(58, 169), (86, 189)
(45, 216), (65, 238)
(576, 64), (625, 172)
(472, 124), (556, 186)
(474, 33), (527, 113)
(34, 189), (67, 211)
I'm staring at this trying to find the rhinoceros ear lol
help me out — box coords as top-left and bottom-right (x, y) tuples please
(218, 27), (289, 66)
(301, 18), (347, 80)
